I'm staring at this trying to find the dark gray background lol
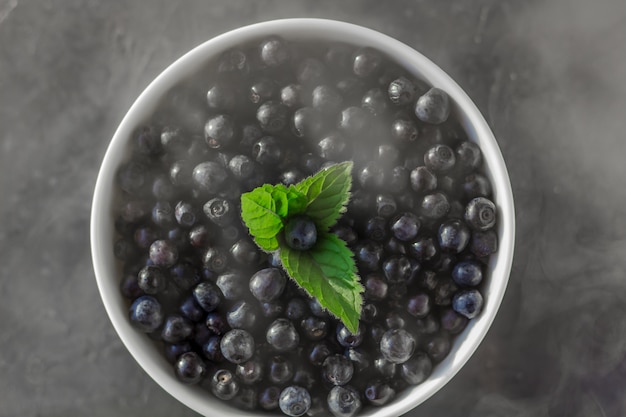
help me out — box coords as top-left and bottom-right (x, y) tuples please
(1, 0), (625, 416)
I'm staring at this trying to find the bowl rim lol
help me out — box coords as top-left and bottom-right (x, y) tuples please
(91, 17), (515, 417)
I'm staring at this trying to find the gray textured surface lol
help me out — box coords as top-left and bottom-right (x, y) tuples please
(1, 0), (626, 416)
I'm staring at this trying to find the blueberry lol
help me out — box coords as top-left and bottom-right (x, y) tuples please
(336, 76), (365, 99)
(293, 365), (317, 390)
(206, 81), (238, 112)
(344, 348), (371, 373)
(266, 318), (300, 352)
(151, 200), (174, 228)
(416, 314), (441, 335)
(220, 329), (255, 364)
(415, 87), (451, 124)
(380, 329), (416, 364)
(386, 165), (410, 193)
(318, 133), (348, 161)
(192, 281), (221, 312)
(374, 357), (397, 379)
(408, 236), (439, 263)
(280, 168), (305, 185)
(376, 144), (400, 167)
(308, 342), (333, 367)
(203, 197), (234, 227)
(236, 358), (264, 385)
(389, 212), (421, 242)
(226, 300), (258, 330)
(239, 123), (263, 150)
(433, 277), (459, 306)
(204, 114), (235, 149)
(331, 224), (358, 247)
(252, 136), (283, 165)
(149, 239), (178, 268)
(469, 229), (498, 258)
(137, 265), (167, 295)
(259, 386), (281, 410)
(426, 334), (451, 362)
(301, 316), (329, 341)
(338, 106), (369, 137)
(174, 351), (206, 384)
(384, 311), (407, 329)
(179, 295), (204, 322)
(261, 302), (284, 319)
(269, 355), (294, 384)
(173, 201), (197, 228)
(202, 335), (224, 363)
(293, 107), (325, 138)
(169, 159), (193, 186)
(327, 385), (362, 417)
(364, 380), (395, 406)
(406, 292), (431, 319)
(297, 57), (327, 85)
(286, 298), (308, 322)
(230, 238), (262, 266)
(120, 273), (143, 299)
(353, 47), (382, 78)
(129, 295), (163, 332)
(438, 219), (471, 253)
(216, 271), (247, 300)
(284, 215), (318, 251)
(322, 354), (354, 386)
(355, 240), (384, 271)
(281, 83), (303, 108)
(160, 314), (193, 344)
(461, 173), (492, 200)
(452, 260), (483, 287)
(382, 256), (412, 284)
(400, 352), (433, 385)
(211, 369), (240, 400)
(191, 161), (228, 194)
(217, 49), (249, 74)
(260, 36), (290, 67)
(233, 387), (258, 410)
(249, 78), (280, 104)
(420, 192), (450, 219)
(279, 386), (312, 417)
(164, 342), (193, 364)
(205, 312), (229, 335)
(309, 298), (329, 318)
(452, 288), (484, 319)
(440, 308), (469, 334)
(202, 246), (228, 273)
(364, 273), (388, 301)
(388, 76), (419, 106)
(336, 322), (365, 348)
(228, 154), (256, 180)
(300, 152), (324, 174)
(465, 197), (497, 231)
(455, 141), (482, 173)
(357, 162), (385, 190)
(424, 144), (456, 172)
(117, 160), (149, 195)
(312, 85), (343, 114)
(410, 166), (437, 194)
(391, 118), (419, 143)
(257, 101), (289, 133)
(384, 237), (407, 256)
(361, 88), (389, 116)
(364, 216), (388, 242)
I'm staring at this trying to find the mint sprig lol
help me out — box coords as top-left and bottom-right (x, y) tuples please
(240, 161), (363, 333)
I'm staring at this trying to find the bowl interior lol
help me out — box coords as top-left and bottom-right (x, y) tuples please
(91, 18), (515, 417)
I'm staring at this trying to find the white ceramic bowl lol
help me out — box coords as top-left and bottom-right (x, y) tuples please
(91, 18), (515, 417)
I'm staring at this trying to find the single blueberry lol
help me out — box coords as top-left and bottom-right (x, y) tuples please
(207, 81), (238, 112)
(426, 334), (452, 363)
(206, 312), (229, 335)
(281, 83), (303, 108)
(424, 144), (456, 172)
(293, 107), (325, 138)
(211, 369), (240, 400)
(249, 78), (280, 104)
(322, 354), (354, 386)
(327, 385), (362, 417)
(257, 101), (289, 133)
(452, 259), (484, 287)
(406, 292), (432, 319)
(380, 329), (416, 364)
(312, 84), (343, 114)
(174, 351), (206, 384)
(364, 380), (396, 406)
(252, 136), (283, 165)
(440, 307), (469, 334)
(361, 87), (389, 116)
(400, 352), (433, 385)
(318, 133), (348, 161)
(269, 355), (295, 384)
(420, 192), (450, 219)
(259, 386), (281, 410)
(438, 218), (471, 253)
(192, 281), (221, 312)
(391, 118), (419, 143)
(220, 329), (255, 364)
(260, 36), (290, 67)
(301, 316), (329, 341)
(465, 197), (497, 231)
(284, 215), (318, 251)
(149, 239), (178, 268)
(415, 87), (451, 124)
(279, 386), (312, 417)
(364, 273), (388, 301)
(137, 265), (167, 295)
(469, 229), (498, 258)
(216, 271), (248, 300)
(389, 212), (421, 242)
(129, 295), (163, 333)
(455, 140), (482, 173)
(336, 322), (365, 348)
(452, 288), (484, 319)
(191, 161), (228, 194)
(203, 197), (235, 227)
(353, 47), (382, 78)
(266, 318), (300, 352)
(228, 154), (256, 180)
(388, 76), (419, 106)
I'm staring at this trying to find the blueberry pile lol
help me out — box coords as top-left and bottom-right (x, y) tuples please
(113, 36), (498, 416)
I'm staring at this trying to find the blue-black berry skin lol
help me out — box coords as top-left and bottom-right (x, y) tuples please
(420, 192), (451, 220)
(216, 271), (247, 301)
(211, 369), (240, 400)
(415, 87), (451, 124)
(175, 351), (206, 384)
(456, 141), (482, 173)
(220, 329), (255, 364)
(279, 386), (312, 417)
(259, 386), (281, 410)
(364, 380), (395, 406)
(400, 352), (433, 385)
(226, 300), (258, 330)
(388, 76), (418, 106)
(192, 281), (221, 312)
(424, 144), (456, 172)
(390, 212), (421, 242)
(410, 166), (437, 194)
(266, 318), (300, 352)
(129, 295), (163, 332)
(260, 37), (291, 67)
(301, 316), (329, 341)
(327, 385), (362, 417)
(269, 355), (295, 384)
(438, 219), (471, 254)
(161, 314), (194, 344)
(465, 197), (497, 231)
(470, 229), (498, 258)
(353, 47), (382, 79)
(452, 288), (484, 319)
(452, 260), (484, 287)
(336, 322), (365, 348)
(137, 265), (167, 295)
(205, 114), (235, 149)
(380, 329), (416, 364)
(284, 215), (318, 251)
(257, 101), (289, 133)
(249, 267), (286, 303)
(322, 354), (354, 386)
(252, 136), (283, 165)
(192, 161), (228, 194)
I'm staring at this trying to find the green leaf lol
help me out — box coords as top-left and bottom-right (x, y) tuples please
(295, 161), (353, 231)
(279, 233), (363, 333)
(240, 188), (284, 251)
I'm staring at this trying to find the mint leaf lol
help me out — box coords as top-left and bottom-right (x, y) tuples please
(295, 161), (353, 231)
(240, 187), (284, 251)
(268, 184), (307, 218)
(279, 232), (364, 333)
